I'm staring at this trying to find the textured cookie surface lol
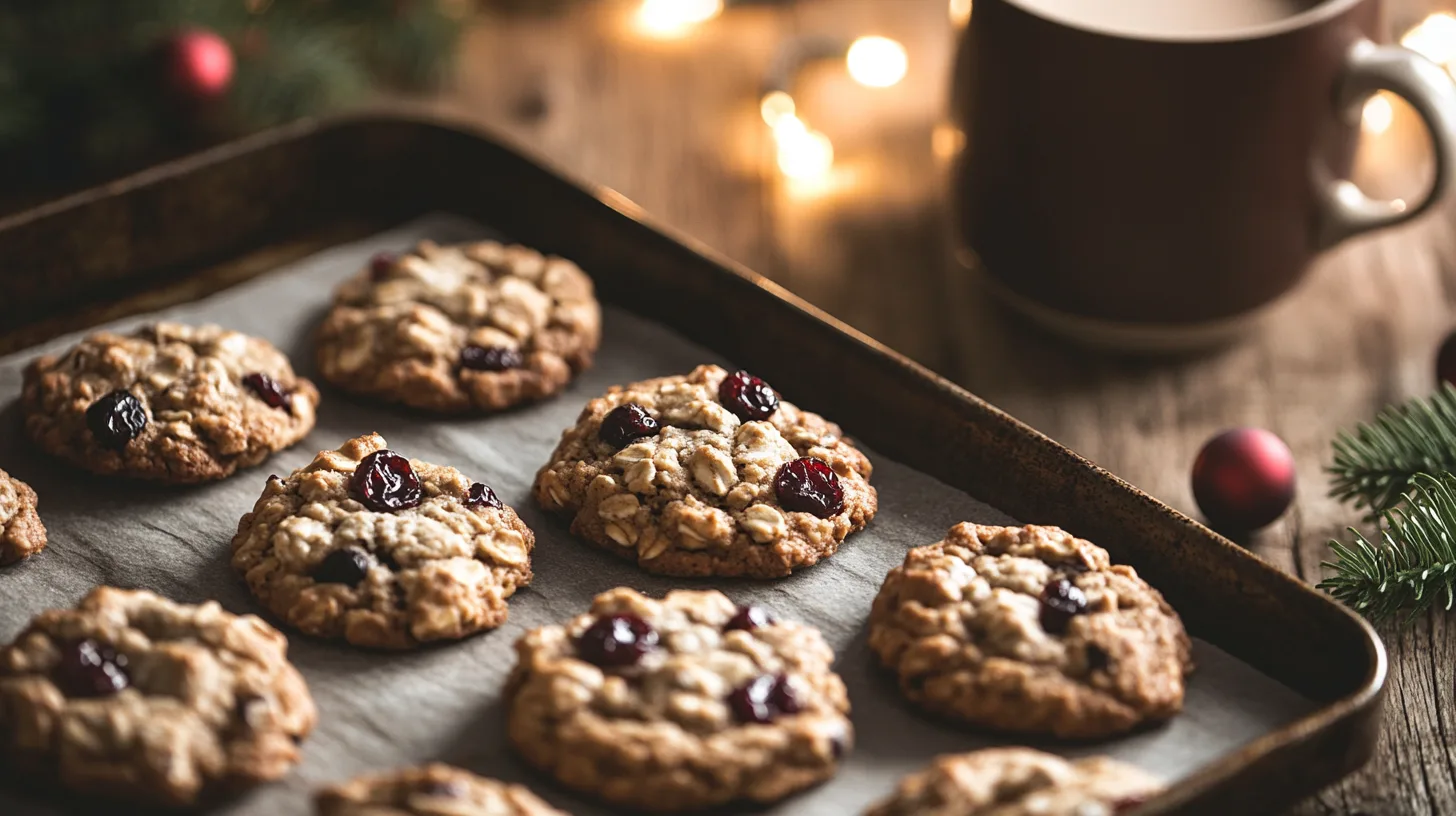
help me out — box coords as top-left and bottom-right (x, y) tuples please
(315, 240), (601, 413)
(0, 587), (316, 807)
(22, 322), (319, 483)
(869, 523), (1192, 739)
(865, 748), (1161, 816)
(0, 468), (45, 565)
(231, 433), (534, 649)
(507, 588), (852, 811)
(316, 763), (565, 816)
(533, 364), (876, 577)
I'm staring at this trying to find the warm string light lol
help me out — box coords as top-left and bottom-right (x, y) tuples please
(635, 0), (723, 39)
(949, 0), (973, 27)
(846, 36), (909, 88)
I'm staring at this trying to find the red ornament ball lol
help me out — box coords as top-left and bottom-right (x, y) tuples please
(164, 29), (234, 101)
(1438, 330), (1456, 387)
(1191, 428), (1296, 532)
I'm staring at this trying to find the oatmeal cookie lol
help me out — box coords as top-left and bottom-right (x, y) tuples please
(0, 467), (45, 565)
(22, 322), (319, 483)
(0, 587), (316, 807)
(315, 240), (601, 413)
(231, 432), (534, 649)
(869, 523), (1192, 739)
(532, 364), (876, 577)
(865, 748), (1161, 816)
(506, 588), (852, 811)
(315, 764), (566, 816)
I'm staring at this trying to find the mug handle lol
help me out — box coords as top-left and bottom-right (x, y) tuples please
(1315, 39), (1456, 249)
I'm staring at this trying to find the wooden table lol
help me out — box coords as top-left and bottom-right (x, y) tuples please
(426, 2), (1456, 812)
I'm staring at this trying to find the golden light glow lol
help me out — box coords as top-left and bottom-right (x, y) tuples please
(1402, 13), (1456, 69)
(774, 114), (835, 180)
(950, 0), (972, 27)
(933, 123), (966, 161)
(846, 36), (908, 88)
(760, 91), (796, 127)
(1362, 92), (1394, 135)
(635, 0), (723, 39)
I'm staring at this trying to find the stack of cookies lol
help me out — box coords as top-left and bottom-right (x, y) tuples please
(0, 238), (1194, 815)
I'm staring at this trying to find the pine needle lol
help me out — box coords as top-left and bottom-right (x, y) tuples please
(1327, 383), (1456, 518)
(1319, 472), (1456, 623)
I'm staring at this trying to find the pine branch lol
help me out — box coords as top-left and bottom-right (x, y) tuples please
(1319, 472), (1456, 622)
(1326, 383), (1456, 518)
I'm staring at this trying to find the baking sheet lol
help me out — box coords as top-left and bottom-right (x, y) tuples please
(0, 214), (1314, 814)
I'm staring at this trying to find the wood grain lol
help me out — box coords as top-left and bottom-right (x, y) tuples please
(428, 1), (1456, 812)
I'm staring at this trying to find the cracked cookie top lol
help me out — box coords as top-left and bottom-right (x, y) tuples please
(506, 588), (852, 812)
(230, 433), (535, 650)
(0, 468), (45, 565)
(868, 523), (1193, 739)
(0, 587), (316, 807)
(315, 764), (566, 816)
(532, 364), (876, 577)
(22, 322), (319, 483)
(865, 748), (1161, 816)
(315, 240), (601, 413)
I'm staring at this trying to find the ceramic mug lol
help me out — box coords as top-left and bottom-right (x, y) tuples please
(952, 0), (1456, 350)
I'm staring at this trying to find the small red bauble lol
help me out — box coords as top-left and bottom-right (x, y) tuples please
(164, 29), (235, 101)
(1191, 428), (1296, 532)
(1438, 330), (1456, 387)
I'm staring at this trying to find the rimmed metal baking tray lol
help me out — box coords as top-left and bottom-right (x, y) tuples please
(0, 115), (1384, 815)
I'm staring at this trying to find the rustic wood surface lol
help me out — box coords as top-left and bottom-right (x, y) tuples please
(417, 2), (1455, 813)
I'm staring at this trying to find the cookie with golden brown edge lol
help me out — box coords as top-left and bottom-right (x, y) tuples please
(315, 764), (567, 816)
(315, 239), (601, 413)
(230, 433), (535, 649)
(868, 523), (1193, 739)
(865, 748), (1161, 816)
(506, 588), (852, 812)
(22, 322), (319, 483)
(0, 587), (316, 807)
(533, 364), (877, 577)
(0, 467), (45, 565)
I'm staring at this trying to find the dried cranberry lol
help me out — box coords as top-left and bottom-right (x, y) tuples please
(718, 370), (779, 421)
(460, 345), (523, 372)
(369, 251), (398, 281)
(350, 450), (423, 512)
(56, 639), (129, 697)
(773, 458), (844, 518)
(242, 372), (292, 410)
(86, 389), (147, 450)
(598, 404), (660, 449)
(466, 482), (503, 510)
(725, 605), (774, 632)
(1039, 577), (1088, 634)
(314, 547), (371, 586)
(729, 674), (802, 724)
(575, 614), (658, 667)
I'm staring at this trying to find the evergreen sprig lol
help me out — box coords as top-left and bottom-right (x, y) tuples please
(1327, 383), (1456, 519)
(1320, 472), (1456, 622)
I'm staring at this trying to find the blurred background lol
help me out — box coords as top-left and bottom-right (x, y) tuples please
(6, 2), (1456, 812)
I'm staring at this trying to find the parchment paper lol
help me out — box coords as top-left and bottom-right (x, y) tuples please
(0, 215), (1314, 814)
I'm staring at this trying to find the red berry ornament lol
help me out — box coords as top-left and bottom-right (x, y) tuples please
(164, 29), (234, 101)
(1191, 428), (1296, 532)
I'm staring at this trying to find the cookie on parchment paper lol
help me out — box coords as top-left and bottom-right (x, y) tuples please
(0, 587), (316, 807)
(315, 763), (566, 816)
(506, 588), (852, 812)
(864, 747), (1161, 816)
(0, 467), (45, 565)
(315, 239), (601, 413)
(869, 523), (1193, 740)
(533, 364), (876, 578)
(231, 433), (534, 649)
(22, 322), (319, 483)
